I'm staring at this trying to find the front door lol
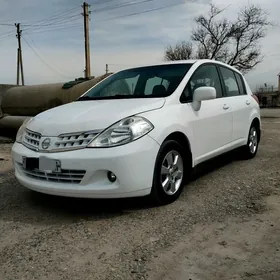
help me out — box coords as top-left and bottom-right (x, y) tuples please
(182, 64), (233, 164)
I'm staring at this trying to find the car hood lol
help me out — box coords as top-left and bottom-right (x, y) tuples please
(27, 98), (165, 136)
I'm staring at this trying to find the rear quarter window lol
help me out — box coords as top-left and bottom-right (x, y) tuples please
(234, 73), (247, 95)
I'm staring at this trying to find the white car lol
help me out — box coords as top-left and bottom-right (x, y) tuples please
(11, 60), (261, 205)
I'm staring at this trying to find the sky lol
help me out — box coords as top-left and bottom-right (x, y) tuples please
(0, 0), (279, 90)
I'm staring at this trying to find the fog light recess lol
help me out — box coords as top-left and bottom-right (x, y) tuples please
(107, 171), (117, 183)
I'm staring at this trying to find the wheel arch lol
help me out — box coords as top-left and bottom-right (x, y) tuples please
(251, 117), (261, 142)
(162, 131), (193, 168)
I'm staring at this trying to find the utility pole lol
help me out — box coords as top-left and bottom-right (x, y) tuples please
(15, 23), (24, 85)
(105, 64), (109, 74)
(82, 2), (91, 79)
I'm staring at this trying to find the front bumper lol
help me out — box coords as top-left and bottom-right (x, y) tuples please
(11, 135), (160, 198)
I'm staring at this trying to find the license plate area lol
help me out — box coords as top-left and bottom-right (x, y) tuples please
(23, 157), (61, 173)
(22, 157), (38, 170)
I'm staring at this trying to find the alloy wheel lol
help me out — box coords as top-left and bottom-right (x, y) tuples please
(160, 150), (184, 195)
(248, 127), (258, 154)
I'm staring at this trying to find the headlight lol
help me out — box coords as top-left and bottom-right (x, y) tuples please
(16, 118), (33, 143)
(87, 116), (154, 148)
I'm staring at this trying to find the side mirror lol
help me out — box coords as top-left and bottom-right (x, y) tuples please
(192, 86), (216, 111)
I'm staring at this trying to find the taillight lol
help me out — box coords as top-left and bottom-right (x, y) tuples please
(252, 94), (259, 104)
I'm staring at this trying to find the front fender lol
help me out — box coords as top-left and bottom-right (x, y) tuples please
(139, 106), (195, 153)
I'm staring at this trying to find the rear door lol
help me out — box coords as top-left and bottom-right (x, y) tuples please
(218, 66), (251, 142)
(181, 63), (233, 163)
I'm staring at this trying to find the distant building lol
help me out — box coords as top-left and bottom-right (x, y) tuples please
(255, 74), (280, 107)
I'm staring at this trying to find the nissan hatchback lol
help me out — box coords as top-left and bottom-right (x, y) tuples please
(12, 60), (261, 205)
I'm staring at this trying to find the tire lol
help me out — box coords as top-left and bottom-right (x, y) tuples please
(150, 140), (189, 205)
(242, 122), (260, 159)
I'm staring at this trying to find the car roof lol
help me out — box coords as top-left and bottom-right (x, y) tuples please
(120, 59), (243, 76)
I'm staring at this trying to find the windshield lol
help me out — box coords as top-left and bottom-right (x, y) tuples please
(77, 63), (193, 101)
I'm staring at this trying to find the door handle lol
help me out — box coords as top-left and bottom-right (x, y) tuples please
(223, 104), (230, 110)
(246, 100), (251, 105)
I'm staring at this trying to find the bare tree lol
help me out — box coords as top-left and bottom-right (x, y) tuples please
(164, 4), (272, 73)
(164, 41), (193, 61)
(191, 5), (234, 61)
(227, 5), (271, 72)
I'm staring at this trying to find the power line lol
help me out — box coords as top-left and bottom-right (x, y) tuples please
(91, 0), (153, 13)
(5, 6), (82, 39)
(0, 1), (189, 41)
(0, 29), (14, 35)
(0, 35), (13, 41)
(0, 23), (14, 26)
(95, 0), (188, 22)
(13, 6), (85, 35)
(0, 0), (191, 41)
(0, 0), (189, 35)
(0, 11), (82, 36)
(0, 9), (79, 28)
(90, 0), (117, 4)
(22, 14), (82, 28)
(0, 29), (15, 40)
(24, 23), (82, 35)
(22, 15), (82, 36)
(22, 35), (74, 79)
(23, 16), (82, 34)
(20, 5), (85, 36)
(28, 6), (81, 25)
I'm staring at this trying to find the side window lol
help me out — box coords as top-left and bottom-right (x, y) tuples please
(181, 64), (223, 102)
(219, 67), (240, 97)
(234, 73), (247, 95)
(144, 77), (170, 95)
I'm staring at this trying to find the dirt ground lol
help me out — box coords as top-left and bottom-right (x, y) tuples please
(0, 109), (280, 280)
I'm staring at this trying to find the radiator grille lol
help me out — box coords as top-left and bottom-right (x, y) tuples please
(22, 129), (101, 152)
(55, 131), (99, 149)
(23, 129), (41, 150)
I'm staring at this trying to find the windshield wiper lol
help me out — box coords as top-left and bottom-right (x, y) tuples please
(76, 95), (137, 101)
(76, 96), (93, 101)
(112, 95), (135, 98)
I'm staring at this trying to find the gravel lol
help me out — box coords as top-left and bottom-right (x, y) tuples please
(0, 111), (280, 280)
